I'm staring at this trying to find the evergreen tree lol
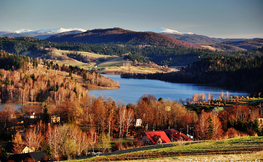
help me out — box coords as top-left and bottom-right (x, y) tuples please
(207, 115), (214, 140)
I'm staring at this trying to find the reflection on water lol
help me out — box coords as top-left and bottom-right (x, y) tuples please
(89, 74), (249, 104)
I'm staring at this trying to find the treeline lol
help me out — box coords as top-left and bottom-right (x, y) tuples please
(0, 51), (30, 70)
(1, 37), (262, 66)
(1, 93), (262, 159)
(0, 65), (89, 104)
(122, 56), (263, 93)
(195, 105), (261, 140)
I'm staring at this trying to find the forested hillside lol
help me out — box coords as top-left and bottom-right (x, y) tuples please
(122, 56), (263, 93)
(1, 37), (262, 66)
(211, 38), (263, 51)
(46, 28), (201, 48)
(0, 51), (119, 103)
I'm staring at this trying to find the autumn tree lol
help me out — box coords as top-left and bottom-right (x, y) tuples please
(89, 128), (97, 154)
(179, 114), (193, 131)
(97, 133), (111, 153)
(13, 131), (24, 154)
(195, 110), (223, 140)
(46, 124), (62, 160)
(211, 112), (223, 139)
(106, 99), (117, 136)
(24, 127), (43, 151)
(61, 137), (77, 160)
(192, 93), (198, 103)
(118, 106), (126, 137)
(91, 97), (106, 133)
(126, 108), (134, 136)
(195, 110), (209, 140)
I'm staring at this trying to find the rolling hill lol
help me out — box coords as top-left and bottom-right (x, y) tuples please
(215, 38), (263, 51)
(147, 28), (263, 51)
(46, 27), (201, 48)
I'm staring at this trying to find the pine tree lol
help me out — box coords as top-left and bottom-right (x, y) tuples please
(207, 115), (214, 140)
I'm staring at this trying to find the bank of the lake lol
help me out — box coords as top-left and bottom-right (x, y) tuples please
(88, 75), (249, 104)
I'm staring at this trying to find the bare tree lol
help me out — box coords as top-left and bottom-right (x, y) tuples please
(126, 108), (134, 136)
(118, 106), (126, 138)
(24, 127), (43, 151)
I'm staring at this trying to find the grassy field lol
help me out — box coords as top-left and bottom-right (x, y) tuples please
(42, 49), (175, 74)
(99, 66), (169, 74)
(97, 57), (127, 68)
(145, 136), (263, 152)
(69, 136), (263, 161)
(55, 49), (110, 58)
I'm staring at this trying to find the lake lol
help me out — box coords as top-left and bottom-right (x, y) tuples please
(88, 75), (249, 104)
(0, 103), (23, 110)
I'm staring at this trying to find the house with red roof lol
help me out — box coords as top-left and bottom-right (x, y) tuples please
(164, 129), (192, 141)
(143, 131), (171, 145)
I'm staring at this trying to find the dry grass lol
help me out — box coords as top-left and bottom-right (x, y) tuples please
(100, 65), (174, 74)
(55, 49), (110, 58)
(201, 45), (219, 51)
(52, 59), (91, 69)
(96, 57), (125, 67)
(46, 49), (177, 74)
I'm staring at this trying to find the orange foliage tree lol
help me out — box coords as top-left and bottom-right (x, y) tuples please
(13, 131), (24, 154)
(195, 110), (223, 140)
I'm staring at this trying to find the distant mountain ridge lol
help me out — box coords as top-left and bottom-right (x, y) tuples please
(1, 27), (262, 51)
(46, 27), (201, 48)
(146, 27), (194, 35)
(147, 28), (245, 44)
(147, 28), (263, 51)
(0, 28), (86, 40)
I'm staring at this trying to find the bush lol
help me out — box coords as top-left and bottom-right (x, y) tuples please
(124, 141), (134, 149)
(224, 128), (248, 138)
(246, 128), (257, 136)
(133, 137), (143, 147)
(112, 142), (123, 151)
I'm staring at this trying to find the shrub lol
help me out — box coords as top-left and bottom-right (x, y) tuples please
(224, 128), (247, 138)
(134, 137), (143, 147)
(112, 142), (123, 151)
(246, 128), (257, 136)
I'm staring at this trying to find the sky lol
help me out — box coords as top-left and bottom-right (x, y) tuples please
(0, 0), (263, 38)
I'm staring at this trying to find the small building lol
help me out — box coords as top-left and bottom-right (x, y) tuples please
(258, 118), (263, 129)
(6, 151), (48, 162)
(5, 143), (34, 154)
(23, 151), (49, 162)
(6, 153), (27, 162)
(164, 129), (192, 141)
(21, 146), (35, 154)
(143, 131), (171, 145)
(51, 115), (60, 123)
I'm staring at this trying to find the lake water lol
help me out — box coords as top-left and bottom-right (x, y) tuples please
(88, 75), (249, 104)
(0, 103), (23, 110)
